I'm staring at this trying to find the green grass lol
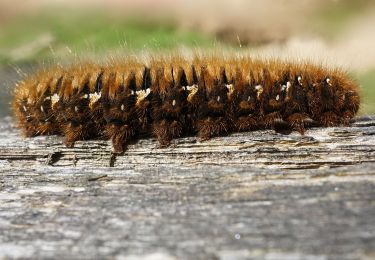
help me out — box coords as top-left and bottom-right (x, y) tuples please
(358, 70), (375, 115)
(0, 10), (220, 64)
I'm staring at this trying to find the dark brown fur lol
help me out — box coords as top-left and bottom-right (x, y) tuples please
(13, 56), (360, 153)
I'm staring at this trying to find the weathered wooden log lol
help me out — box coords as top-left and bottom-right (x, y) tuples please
(0, 116), (374, 259)
(0, 116), (374, 169)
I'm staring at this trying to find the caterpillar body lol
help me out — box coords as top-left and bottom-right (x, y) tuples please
(13, 56), (360, 153)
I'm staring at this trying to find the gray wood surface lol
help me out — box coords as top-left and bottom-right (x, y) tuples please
(0, 116), (374, 260)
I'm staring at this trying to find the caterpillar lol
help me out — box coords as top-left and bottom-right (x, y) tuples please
(13, 55), (360, 154)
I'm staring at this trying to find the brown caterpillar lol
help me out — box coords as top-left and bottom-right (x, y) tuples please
(13, 55), (360, 154)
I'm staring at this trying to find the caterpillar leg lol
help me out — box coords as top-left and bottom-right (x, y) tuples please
(64, 122), (85, 148)
(197, 117), (228, 141)
(263, 112), (286, 129)
(341, 110), (356, 126)
(64, 121), (98, 148)
(153, 120), (182, 148)
(319, 112), (340, 127)
(24, 126), (38, 137)
(169, 120), (183, 140)
(106, 124), (134, 154)
(153, 120), (171, 147)
(286, 113), (312, 135)
(235, 116), (258, 132)
(21, 120), (39, 137)
(37, 121), (58, 136)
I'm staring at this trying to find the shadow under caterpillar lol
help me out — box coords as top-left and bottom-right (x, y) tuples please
(13, 55), (360, 154)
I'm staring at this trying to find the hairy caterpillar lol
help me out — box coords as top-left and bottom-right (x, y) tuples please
(13, 55), (360, 154)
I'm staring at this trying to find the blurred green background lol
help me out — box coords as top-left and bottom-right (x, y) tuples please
(0, 0), (374, 117)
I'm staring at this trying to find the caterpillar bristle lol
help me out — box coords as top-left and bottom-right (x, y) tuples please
(12, 55), (360, 154)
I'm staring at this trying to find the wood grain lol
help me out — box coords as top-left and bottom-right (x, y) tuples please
(0, 116), (374, 259)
